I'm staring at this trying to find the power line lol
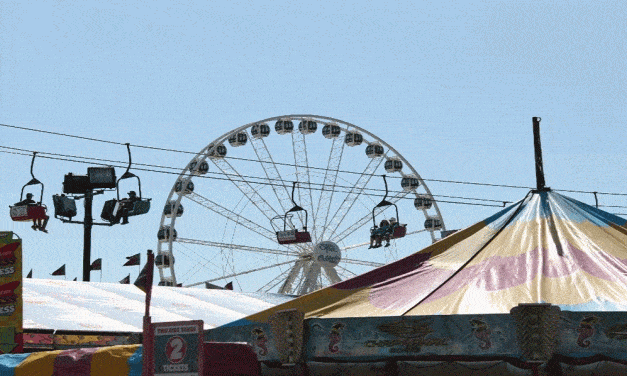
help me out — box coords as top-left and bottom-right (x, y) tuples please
(8, 146), (627, 213)
(2, 122), (627, 197)
(0, 147), (511, 208)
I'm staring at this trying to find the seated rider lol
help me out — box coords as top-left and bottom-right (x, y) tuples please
(369, 224), (379, 249)
(15, 193), (49, 233)
(381, 217), (399, 247)
(15, 192), (36, 206)
(115, 191), (140, 225)
(370, 219), (390, 248)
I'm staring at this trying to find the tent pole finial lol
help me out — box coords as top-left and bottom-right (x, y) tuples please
(533, 117), (548, 191)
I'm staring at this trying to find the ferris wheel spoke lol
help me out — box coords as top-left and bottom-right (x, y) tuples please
(335, 264), (358, 279)
(341, 240), (371, 251)
(292, 131), (315, 238)
(323, 156), (385, 240)
(185, 192), (277, 242)
(185, 258), (299, 287)
(332, 190), (410, 244)
(298, 262), (322, 295)
(258, 267), (294, 293)
(176, 238), (301, 257)
(211, 158), (280, 222)
(315, 137), (345, 243)
(342, 258), (384, 267)
(249, 135), (293, 213)
(278, 259), (308, 295)
(322, 266), (342, 284)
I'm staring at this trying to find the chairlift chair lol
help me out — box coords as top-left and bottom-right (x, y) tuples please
(370, 175), (407, 241)
(52, 194), (77, 220)
(9, 152), (49, 223)
(271, 182), (312, 245)
(101, 144), (151, 224)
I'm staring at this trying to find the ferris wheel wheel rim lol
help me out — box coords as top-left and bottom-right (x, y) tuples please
(156, 114), (446, 287)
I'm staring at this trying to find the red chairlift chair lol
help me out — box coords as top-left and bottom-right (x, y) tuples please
(9, 153), (49, 230)
(272, 182), (312, 245)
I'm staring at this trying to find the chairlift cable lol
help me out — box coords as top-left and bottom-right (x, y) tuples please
(5, 122), (627, 197)
(2, 147), (626, 210)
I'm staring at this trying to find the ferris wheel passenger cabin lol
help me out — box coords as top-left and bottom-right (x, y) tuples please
(251, 123), (271, 138)
(275, 119), (294, 135)
(322, 123), (341, 139)
(271, 182), (312, 245)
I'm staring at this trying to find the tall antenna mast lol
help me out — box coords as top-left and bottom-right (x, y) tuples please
(533, 117), (548, 191)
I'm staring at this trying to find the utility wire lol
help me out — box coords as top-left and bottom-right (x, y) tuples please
(5, 147), (627, 213)
(2, 122), (627, 197)
(0, 147), (512, 208)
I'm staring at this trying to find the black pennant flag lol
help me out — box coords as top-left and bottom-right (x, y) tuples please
(90, 258), (102, 271)
(26, 269), (32, 278)
(134, 250), (154, 293)
(73, 277), (77, 281)
(51, 265), (65, 276)
(123, 253), (140, 266)
(120, 274), (130, 284)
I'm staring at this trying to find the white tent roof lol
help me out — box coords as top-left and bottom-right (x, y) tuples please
(23, 278), (291, 332)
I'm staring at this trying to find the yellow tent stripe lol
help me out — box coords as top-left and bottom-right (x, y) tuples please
(91, 344), (141, 376)
(15, 349), (63, 376)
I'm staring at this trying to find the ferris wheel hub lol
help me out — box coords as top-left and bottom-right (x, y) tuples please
(312, 241), (341, 267)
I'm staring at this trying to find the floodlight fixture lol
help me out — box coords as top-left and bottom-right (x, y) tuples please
(88, 167), (117, 189)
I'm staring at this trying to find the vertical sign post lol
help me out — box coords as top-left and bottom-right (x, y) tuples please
(151, 320), (204, 376)
(0, 232), (23, 353)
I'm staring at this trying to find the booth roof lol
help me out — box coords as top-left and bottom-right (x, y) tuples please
(23, 278), (292, 331)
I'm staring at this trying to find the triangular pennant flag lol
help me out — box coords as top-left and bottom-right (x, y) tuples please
(225, 281), (233, 290)
(51, 265), (65, 276)
(73, 277), (77, 281)
(123, 253), (141, 266)
(134, 250), (154, 293)
(26, 269), (32, 278)
(205, 282), (221, 289)
(90, 258), (102, 271)
(120, 274), (130, 284)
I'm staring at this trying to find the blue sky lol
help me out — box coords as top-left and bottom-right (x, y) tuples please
(1, 0), (625, 290)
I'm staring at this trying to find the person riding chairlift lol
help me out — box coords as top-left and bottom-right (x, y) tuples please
(15, 193), (49, 233)
(114, 191), (140, 225)
(369, 219), (391, 249)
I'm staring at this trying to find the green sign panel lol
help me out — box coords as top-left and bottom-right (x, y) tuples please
(152, 320), (203, 376)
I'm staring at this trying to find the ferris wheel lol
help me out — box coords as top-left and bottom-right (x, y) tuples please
(156, 115), (446, 295)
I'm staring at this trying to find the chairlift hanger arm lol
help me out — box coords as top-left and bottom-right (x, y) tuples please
(373, 174), (395, 227)
(286, 181), (308, 230)
(20, 152), (44, 203)
(116, 143), (142, 200)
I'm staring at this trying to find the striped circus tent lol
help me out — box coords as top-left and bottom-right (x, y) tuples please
(0, 345), (141, 376)
(231, 189), (627, 325)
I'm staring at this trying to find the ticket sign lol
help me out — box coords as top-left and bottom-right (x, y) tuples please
(152, 320), (203, 376)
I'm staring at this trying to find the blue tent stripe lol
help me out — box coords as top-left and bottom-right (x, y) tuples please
(0, 353), (31, 376)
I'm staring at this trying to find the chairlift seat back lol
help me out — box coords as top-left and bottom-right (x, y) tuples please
(127, 199), (151, 217)
(100, 199), (118, 222)
(277, 229), (312, 245)
(391, 224), (407, 239)
(9, 204), (47, 222)
(52, 194), (77, 219)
